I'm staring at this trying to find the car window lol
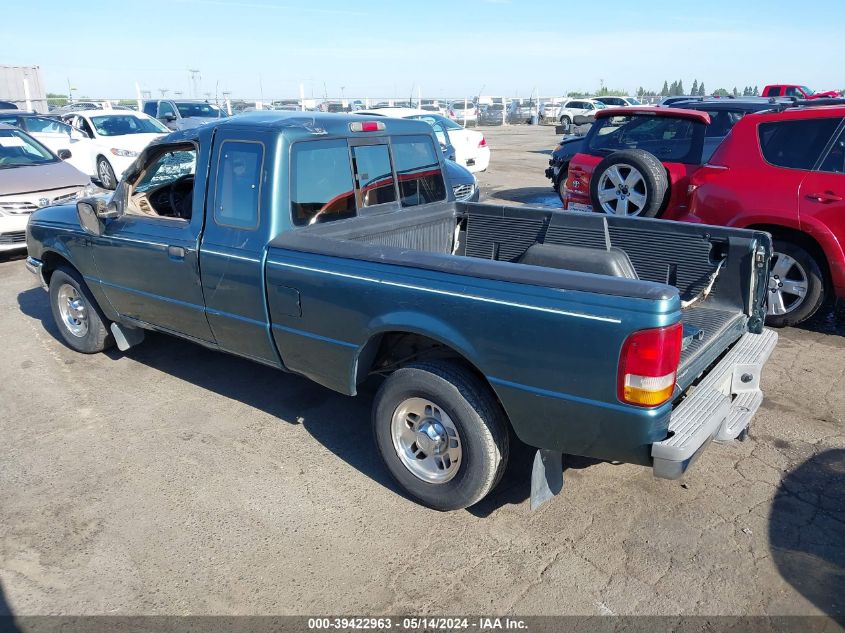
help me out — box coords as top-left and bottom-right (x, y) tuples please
(589, 114), (703, 163)
(133, 148), (197, 194)
(758, 118), (842, 170)
(90, 115), (168, 136)
(391, 135), (446, 207)
(158, 102), (176, 118)
(143, 102), (157, 117)
(291, 139), (355, 226)
(818, 127), (845, 174)
(214, 141), (263, 230)
(25, 117), (72, 134)
(703, 111), (744, 138)
(785, 87), (800, 97)
(0, 128), (57, 167)
(351, 143), (397, 208)
(0, 116), (19, 127)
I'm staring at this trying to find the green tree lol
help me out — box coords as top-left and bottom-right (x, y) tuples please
(732, 86), (739, 97)
(698, 82), (706, 96)
(661, 80), (669, 96)
(691, 79), (699, 96)
(713, 88), (730, 97)
(46, 92), (68, 107)
(637, 86), (645, 97)
(753, 85), (760, 96)
(677, 79), (685, 95)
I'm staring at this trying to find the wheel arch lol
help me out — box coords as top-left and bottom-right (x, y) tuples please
(40, 249), (76, 285)
(745, 223), (833, 291)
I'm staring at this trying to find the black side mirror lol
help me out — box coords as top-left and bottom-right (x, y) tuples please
(76, 197), (118, 236)
(57, 149), (72, 160)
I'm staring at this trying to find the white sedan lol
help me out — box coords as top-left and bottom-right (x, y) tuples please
(62, 110), (169, 189)
(357, 108), (490, 173)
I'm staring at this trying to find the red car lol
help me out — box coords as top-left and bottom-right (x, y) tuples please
(679, 105), (845, 327)
(762, 85), (841, 100)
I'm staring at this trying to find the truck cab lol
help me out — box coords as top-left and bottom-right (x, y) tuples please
(142, 99), (226, 131)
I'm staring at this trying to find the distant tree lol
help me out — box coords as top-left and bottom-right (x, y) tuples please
(753, 85), (760, 96)
(46, 92), (68, 107)
(637, 87), (645, 97)
(691, 79), (699, 96)
(669, 81), (677, 96)
(698, 82), (706, 96)
(732, 86), (739, 97)
(661, 81), (669, 96)
(677, 80), (685, 95)
(566, 91), (589, 98)
(713, 88), (730, 97)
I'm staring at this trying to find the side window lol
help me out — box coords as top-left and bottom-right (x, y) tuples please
(351, 143), (397, 208)
(291, 139), (355, 226)
(213, 141), (263, 230)
(26, 117), (71, 134)
(784, 87), (800, 97)
(158, 101), (176, 118)
(126, 146), (197, 218)
(143, 102), (157, 117)
(391, 135), (447, 207)
(818, 128), (845, 174)
(759, 118), (842, 170)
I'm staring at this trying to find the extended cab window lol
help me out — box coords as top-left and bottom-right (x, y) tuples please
(391, 135), (446, 207)
(214, 141), (263, 230)
(759, 118), (842, 170)
(351, 144), (397, 208)
(291, 139), (355, 226)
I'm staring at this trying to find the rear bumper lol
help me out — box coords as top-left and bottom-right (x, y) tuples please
(652, 328), (778, 479)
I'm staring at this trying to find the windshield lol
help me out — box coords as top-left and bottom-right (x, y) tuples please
(588, 114), (705, 163)
(592, 101), (608, 109)
(90, 115), (169, 136)
(174, 102), (224, 118)
(628, 98), (642, 105)
(0, 128), (57, 168)
(801, 86), (815, 96)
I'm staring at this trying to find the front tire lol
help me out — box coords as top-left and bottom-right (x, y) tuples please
(373, 361), (510, 511)
(97, 156), (117, 190)
(49, 267), (114, 353)
(559, 115), (571, 126)
(765, 241), (825, 327)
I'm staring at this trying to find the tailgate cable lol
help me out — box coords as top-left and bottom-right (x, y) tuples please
(681, 257), (726, 310)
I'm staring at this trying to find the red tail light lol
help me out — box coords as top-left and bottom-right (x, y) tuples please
(478, 136), (487, 148)
(618, 323), (683, 407)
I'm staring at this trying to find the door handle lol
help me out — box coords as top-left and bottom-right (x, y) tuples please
(805, 191), (843, 204)
(167, 245), (186, 260)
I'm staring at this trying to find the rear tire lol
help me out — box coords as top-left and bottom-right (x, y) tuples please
(765, 241), (825, 327)
(49, 267), (114, 353)
(589, 149), (668, 217)
(373, 361), (510, 511)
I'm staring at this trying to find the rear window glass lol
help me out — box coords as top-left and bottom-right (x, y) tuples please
(291, 139), (355, 226)
(391, 135), (446, 207)
(588, 114), (703, 163)
(758, 118), (842, 170)
(351, 144), (397, 208)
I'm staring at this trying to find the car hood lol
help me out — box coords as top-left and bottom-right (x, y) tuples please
(444, 159), (474, 186)
(95, 133), (166, 152)
(0, 160), (89, 196)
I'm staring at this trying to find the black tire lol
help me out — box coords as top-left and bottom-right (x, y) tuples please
(559, 115), (571, 126)
(556, 164), (569, 204)
(49, 267), (114, 353)
(589, 149), (668, 217)
(96, 156), (117, 190)
(372, 361), (510, 511)
(765, 241), (825, 328)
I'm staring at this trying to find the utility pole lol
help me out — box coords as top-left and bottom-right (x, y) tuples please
(188, 69), (201, 98)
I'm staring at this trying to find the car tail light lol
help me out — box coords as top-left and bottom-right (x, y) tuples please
(618, 323), (683, 407)
(349, 120), (385, 132)
(478, 136), (487, 148)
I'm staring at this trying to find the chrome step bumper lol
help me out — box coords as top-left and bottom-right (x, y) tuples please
(652, 328), (778, 480)
(25, 256), (48, 290)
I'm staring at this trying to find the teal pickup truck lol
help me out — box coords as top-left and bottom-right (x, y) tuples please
(26, 112), (777, 511)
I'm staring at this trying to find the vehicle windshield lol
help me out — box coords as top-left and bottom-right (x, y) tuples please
(409, 113), (463, 130)
(90, 115), (169, 136)
(592, 101), (608, 109)
(174, 102), (224, 118)
(628, 98), (642, 105)
(801, 86), (815, 96)
(588, 114), (705, 163)
(0, 128), (57, 168)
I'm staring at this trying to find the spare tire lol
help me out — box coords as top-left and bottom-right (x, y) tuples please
(589, 149), (668, 217)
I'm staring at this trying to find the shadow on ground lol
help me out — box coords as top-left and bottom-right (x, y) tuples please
(769, 449), (845, 619)
(486, 186), (561, 208)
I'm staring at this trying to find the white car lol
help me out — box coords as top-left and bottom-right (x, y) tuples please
(542, 98), (607, 125)
(356, 108), (490, 173)
(0, 112), (95, 176)
(594, 96), (644, 107)
(447, 101), (479, 126)
(62, 110), (169, 189)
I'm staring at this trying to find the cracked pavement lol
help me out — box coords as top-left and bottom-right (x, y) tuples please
(0, 125), (843, 618)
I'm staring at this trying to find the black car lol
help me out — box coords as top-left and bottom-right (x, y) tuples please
(477, 103), (505, 126)
(545, 97), (793, 203)
(0, 100), (18, 110)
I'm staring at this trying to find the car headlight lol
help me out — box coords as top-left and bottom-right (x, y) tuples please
(110, 148), (139, 157)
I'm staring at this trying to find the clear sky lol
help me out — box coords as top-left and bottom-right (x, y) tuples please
(3, 0), (843, 99)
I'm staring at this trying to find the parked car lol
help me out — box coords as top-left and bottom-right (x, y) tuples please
(0, 110), (95, 176)
(507, 99), (539, 124)
(562, 100), (801, 216)
(141, 99), (226, 131)
(553, 98), (791, 206)
(50, 102), (104, 115)
(419, 99), (446, 115)
(447, 100), (478, 125)
(762, 85), (841, 99)
(0, 101), (18, 110)
(478, 103), (506, 126)
(26, 112), (776, 510)
(657, 95), (703, 107)
(0, 124), (89, 251)
(542, 98), (606, 125)
(681, 104), (845, 326)
(357, 108), (490, 172)
(62, 110), (169, 189)
(594, 96), (643, 107)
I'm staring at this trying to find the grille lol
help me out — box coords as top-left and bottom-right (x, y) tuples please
(0, 231), (26, 244)
(452, 183), (475, 201)
(0, 202), (38, 215)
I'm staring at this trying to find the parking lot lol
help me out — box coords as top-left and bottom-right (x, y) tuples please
(1, 124), (843, 618)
